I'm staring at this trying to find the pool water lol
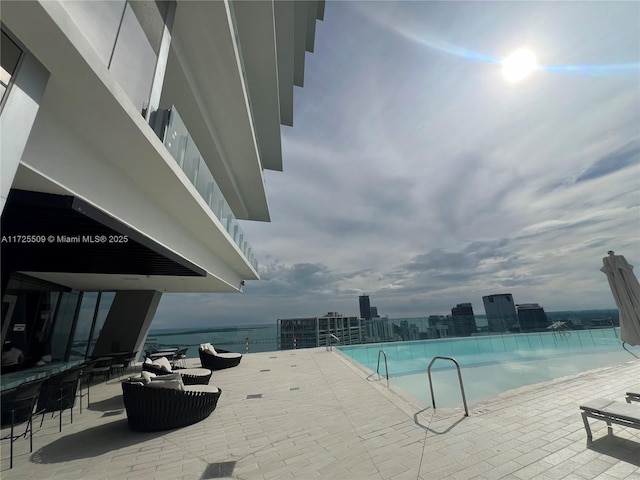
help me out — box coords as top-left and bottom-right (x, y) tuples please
(339, 329), (638, 407)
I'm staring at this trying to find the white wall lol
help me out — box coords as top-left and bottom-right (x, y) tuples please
(0, 53), (49, 212)
(16, 96), (246, 290)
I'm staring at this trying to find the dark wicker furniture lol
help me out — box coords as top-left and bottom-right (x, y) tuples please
(142, 363), (212, 385)
(198, 348), (242, 370)
(121, 381), (221, 431)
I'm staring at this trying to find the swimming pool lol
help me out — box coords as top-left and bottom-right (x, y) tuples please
(339, 328), (638, 408)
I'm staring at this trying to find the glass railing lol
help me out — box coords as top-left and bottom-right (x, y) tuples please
(142, 309), (629, 360)
(163, 106), (258, 270)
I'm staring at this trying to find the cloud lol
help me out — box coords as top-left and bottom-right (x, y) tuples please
(153, 2), (639, 330)
(575, 139), (640, 183)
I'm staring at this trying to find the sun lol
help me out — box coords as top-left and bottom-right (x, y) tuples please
(501, 48), (538, 82)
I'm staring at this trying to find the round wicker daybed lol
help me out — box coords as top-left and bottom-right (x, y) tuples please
(122, 381), (221, 431)
(198, 347), (242, 371)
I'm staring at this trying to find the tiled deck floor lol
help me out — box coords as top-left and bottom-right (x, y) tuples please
(1, 348), (639, 479)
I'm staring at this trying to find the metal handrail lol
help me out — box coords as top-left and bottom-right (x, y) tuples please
(427, 356), (469, 416)
(376, 349), (389, 387)
(326, 334), (341, 351)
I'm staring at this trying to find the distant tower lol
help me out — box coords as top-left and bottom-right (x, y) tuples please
(483, 294), (517, 333)
(450, 303), (477, 336)
(359, 295), (372, 320)
(516, 303), (549, 332)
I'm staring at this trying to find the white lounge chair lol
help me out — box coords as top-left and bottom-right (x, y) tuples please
(579, 398), (640, 439)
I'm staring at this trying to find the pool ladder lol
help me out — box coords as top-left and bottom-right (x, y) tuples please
(376, 349), (389, 387)
(427, 356), (469, 416)
(325, 334), (341, 351)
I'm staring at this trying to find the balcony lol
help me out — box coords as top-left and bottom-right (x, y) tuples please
(163, 107), (258, 270)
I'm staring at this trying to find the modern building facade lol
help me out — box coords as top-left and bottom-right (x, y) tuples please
(362, 315), (393, 343)
(516, 303), (550, 332)
(359, 294), (371, 320)
(483, 293), (517, 333)
(426, 315), (447, 338)
(277, 313), (363, 350)
(450, 303), (477, 337)
(1, 1), (325, 369)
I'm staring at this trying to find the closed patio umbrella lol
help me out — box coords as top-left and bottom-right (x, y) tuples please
(600, 251), (640, 346)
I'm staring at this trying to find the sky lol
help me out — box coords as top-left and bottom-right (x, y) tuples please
(153, 1), (640, 329)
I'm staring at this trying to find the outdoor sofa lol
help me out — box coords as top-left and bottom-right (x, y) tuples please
(142, 356), (212, 385)
(122, 371), (221, 431)
(198, 343), (242, 370)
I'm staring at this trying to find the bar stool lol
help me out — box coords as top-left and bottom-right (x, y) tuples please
(1, 377), (48, 468)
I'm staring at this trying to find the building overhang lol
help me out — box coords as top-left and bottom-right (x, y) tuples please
(1, 190), (245, 293)
(163, 0), (325, 220)
(2, 1), (258, 291)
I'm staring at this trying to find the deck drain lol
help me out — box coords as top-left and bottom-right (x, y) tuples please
(260, 369), (270, 372)
(290, 365), (297, 367)
(201, 461), (236, 479)
(246, 394), (262, 399)
(101, 410), (123, 417)
(290, 387), (300, 391)
(269, 356), (278, 358)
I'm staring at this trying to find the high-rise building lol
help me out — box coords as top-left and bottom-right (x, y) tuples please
(363, 315), (393, 342)
(1, 2), (325, 366)
(483, 294), (517, 333)
(450, 303), (477, 337)
(516, 304), (550, 332)
(277, 312), (363, 350)
(427, 315), (448, 338)
(359, 295), (372, 320)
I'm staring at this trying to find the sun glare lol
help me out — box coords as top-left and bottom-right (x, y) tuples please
(501, 48), (538, 82)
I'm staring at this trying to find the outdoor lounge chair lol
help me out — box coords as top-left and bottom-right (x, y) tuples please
(121, 379), (221, 431)
(579, 398), (640, 439)
(142, 357), (212, 385)
(626, 392), (640, 403)
(198, 344), (242, 370)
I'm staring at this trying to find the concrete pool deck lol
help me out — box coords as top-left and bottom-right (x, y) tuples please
(1, 348), (639, 479)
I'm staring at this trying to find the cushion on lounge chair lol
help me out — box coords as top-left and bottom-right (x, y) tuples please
(146, 379), (184, 391)
(183, 385), (219, 394)
(199, 343), (217, 355)
(141, 371), (156, 384)
(580, 397), (640, 439)
(150, 372), (181, 383)
(153, 356), (172, 372)
(217, 352), (242, 359)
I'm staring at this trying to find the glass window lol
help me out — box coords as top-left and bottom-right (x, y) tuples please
(1, 31), (22, 107)
(50, 291), (81, 361)
(87, 292), (115, 357)
(109, 1), (165, 115)
(69, 292), (99, 360)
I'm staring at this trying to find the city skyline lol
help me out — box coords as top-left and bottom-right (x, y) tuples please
(154, 1), (639, 329)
